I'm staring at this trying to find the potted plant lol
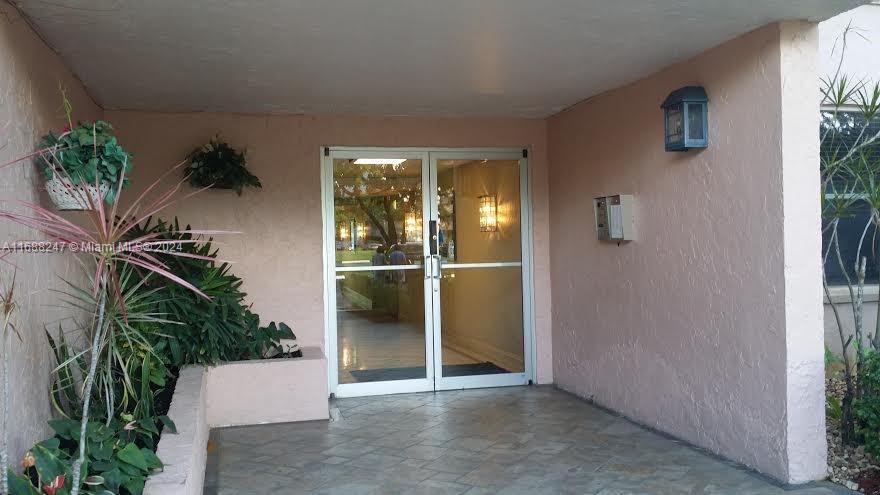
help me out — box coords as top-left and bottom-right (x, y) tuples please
(35, 120), (132, 210)
(185, 137), (261, 195)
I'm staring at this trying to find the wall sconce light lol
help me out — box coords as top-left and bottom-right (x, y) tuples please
(661, 86), (708, 152)
(405, 211), (421, 240)
(479, 195), (498, 232)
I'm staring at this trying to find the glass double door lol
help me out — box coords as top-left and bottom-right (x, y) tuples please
(326, 149), (530, 397)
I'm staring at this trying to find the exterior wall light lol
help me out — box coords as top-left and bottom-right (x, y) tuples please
(479, 195), (498, 232)
(661, 86), (708, 152)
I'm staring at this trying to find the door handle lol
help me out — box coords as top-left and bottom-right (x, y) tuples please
(429, 221), (438, 255)
(432, 254), (442, 279)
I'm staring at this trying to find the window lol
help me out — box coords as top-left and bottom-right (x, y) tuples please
(822, 110), (880, 285)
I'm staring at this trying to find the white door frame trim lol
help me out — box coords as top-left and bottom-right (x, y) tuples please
(320, 146), (537, 397)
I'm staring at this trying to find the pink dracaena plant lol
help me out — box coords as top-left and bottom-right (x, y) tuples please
(0, 124), (235, 495)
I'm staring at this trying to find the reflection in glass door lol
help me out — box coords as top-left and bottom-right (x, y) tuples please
(431, 155), (528, 390)
(329, 154), (433, 396)
(324, 149), (531, 397)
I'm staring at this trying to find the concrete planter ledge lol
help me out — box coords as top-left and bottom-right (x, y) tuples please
(144, 367), (208, 495)
(144, 346), (328, 495)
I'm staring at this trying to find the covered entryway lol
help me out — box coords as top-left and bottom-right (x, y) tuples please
(4, 0), (867, 489)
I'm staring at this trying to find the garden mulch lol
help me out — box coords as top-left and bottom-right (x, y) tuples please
(827, 374), (880, 494)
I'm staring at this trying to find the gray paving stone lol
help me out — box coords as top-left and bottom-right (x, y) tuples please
(441, 437), (496, 452)
(204, 387), (857, 495)
(403, 444), (449, 460)
(345, 452), (406, 470)
(409, 479), (473, 495)
(422, 454), (485, 474)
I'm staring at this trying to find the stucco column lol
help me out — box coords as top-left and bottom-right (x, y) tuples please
(780, 20), (826, 484)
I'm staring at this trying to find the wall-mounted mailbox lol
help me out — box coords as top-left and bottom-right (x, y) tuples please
(594, 194), (635, 242)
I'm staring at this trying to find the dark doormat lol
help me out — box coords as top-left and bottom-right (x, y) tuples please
(349, 362), (509, 383)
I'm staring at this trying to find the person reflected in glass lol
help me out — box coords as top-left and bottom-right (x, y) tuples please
(371, 245), (388, 283)
(389, 244), (408, 284)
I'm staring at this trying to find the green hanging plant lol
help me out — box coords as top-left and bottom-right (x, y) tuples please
(185, 137), (261, 195)
(35, 120), (133, 204)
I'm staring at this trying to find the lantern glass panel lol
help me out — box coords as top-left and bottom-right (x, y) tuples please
(666, 103), (683, 143)
(479, 195), (498, 232)
(687, 103), (705, 140)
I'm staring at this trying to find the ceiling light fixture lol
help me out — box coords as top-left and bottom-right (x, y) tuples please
(353, 158), (407, 165)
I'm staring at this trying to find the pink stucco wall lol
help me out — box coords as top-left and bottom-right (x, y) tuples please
(547, 22), (824, 483)
(0, 3), (102, 461)
(105, 111), (553, 384)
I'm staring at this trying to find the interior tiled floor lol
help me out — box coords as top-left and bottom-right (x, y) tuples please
(336, 309), (475, 384)
(204, 387), (852, 495)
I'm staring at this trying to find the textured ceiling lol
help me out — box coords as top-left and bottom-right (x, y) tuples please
(14, 0), (866, 118)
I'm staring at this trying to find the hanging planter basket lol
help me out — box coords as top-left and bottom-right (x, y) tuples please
(186, 137), (261, 195)
(35, 120), (132, 211)
(44, 176), (109, 211)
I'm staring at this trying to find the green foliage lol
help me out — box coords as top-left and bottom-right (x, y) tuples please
(35, 121), (132, 202)
(827, 393), (843, 422)
(186, 137), (261, 195)
(39, 266), (175, 492)
(855, 350), (880, 458)
(256, 321), (297, 357)
(820, 28), (880, 445)
(47, 267), (173, 425)
(10, 418), (166, 495)
(124, 217), (294, 366)
(826, 346), (842, 366)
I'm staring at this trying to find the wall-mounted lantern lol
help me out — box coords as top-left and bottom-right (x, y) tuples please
(661, 86), (708, 152)
(479, 195), (498, 232)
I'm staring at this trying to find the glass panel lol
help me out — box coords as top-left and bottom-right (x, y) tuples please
(439, 267), (524, 374)
(436, 159), (521, 263)
(666, 104), (683, 142)
(336, 269), (426, 384)
(333, 158), (423, 268)
(687, 103), (704, 140)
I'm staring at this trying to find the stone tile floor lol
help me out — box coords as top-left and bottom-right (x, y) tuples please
(204, 386), (852, 494)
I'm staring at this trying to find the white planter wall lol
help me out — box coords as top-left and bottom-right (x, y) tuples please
(144, 347), (328, 495)
(206, 346), (328, 427)
(144, 367), (209, 495)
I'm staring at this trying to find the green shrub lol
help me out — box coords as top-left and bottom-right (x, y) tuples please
(9, 418), (169, 495)
(826, 346), (841, 366)
(828, 393), (843, 423)
(47, 267), (172, 426)
(124, 217), (292, 366)
(185, 137), (260, 195)
(36, 120), (132, 202)
(855, 350), (880, 458)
